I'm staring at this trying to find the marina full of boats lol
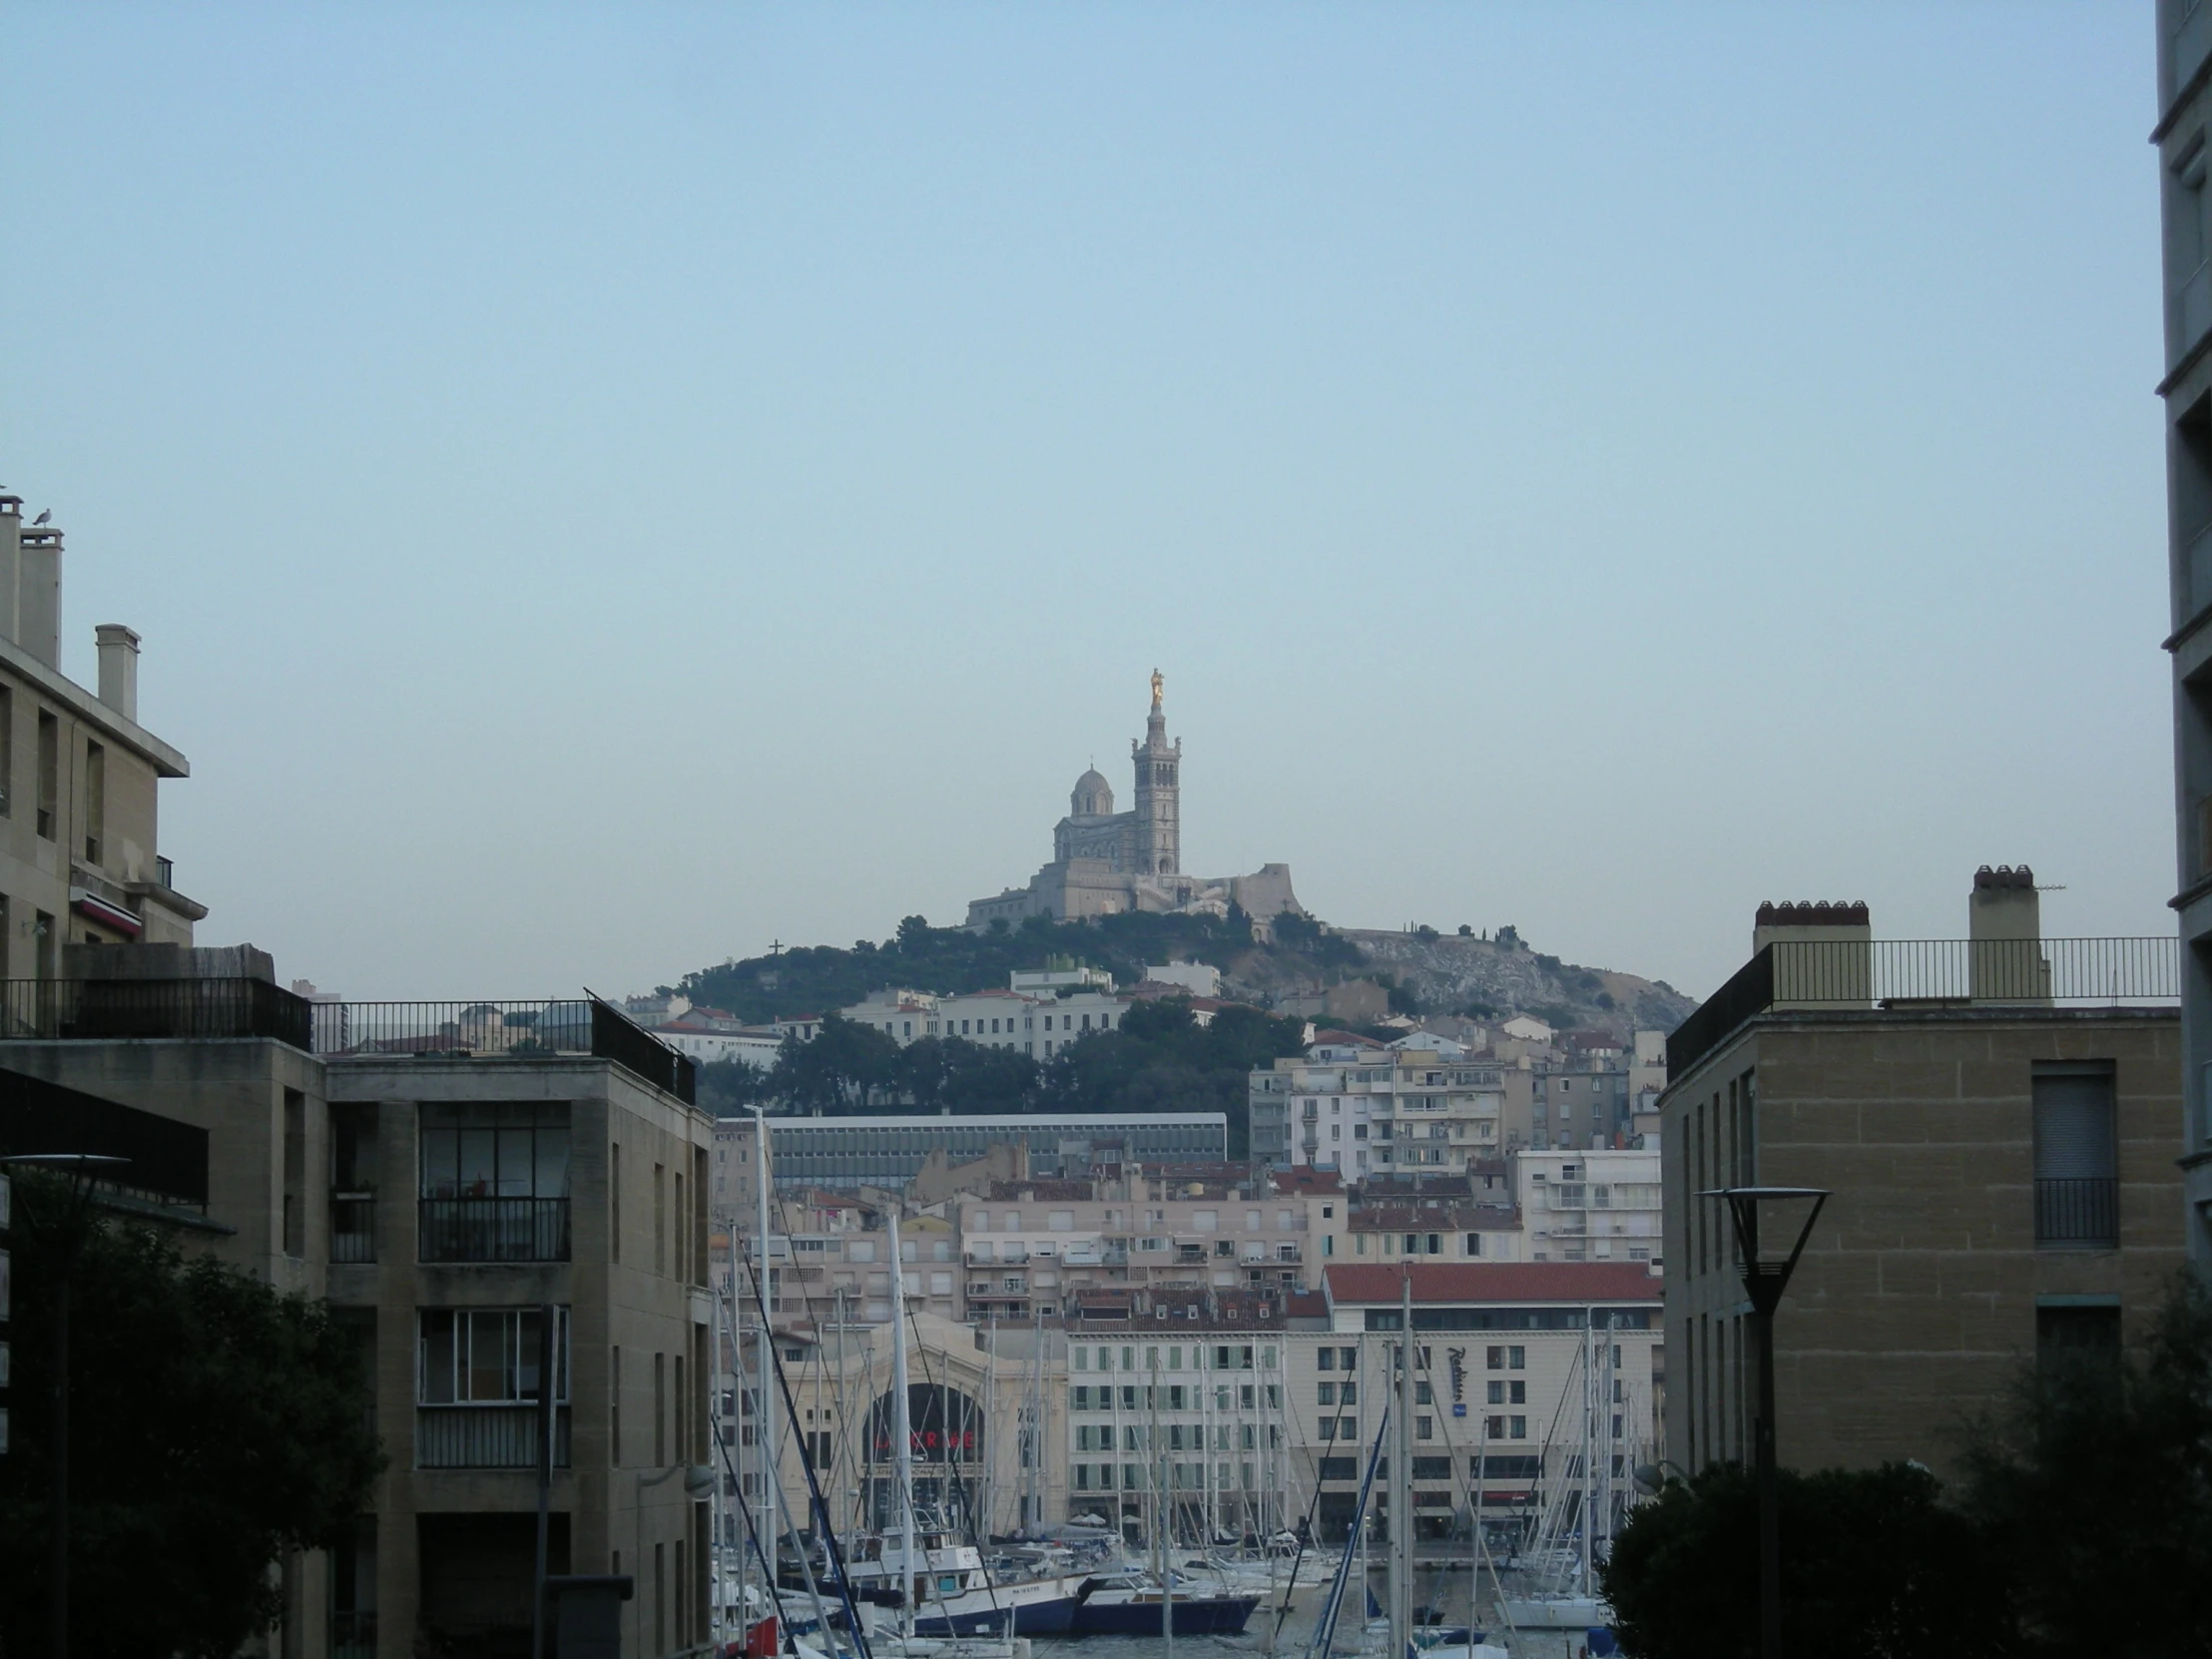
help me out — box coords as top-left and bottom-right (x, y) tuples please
(712, 1126), (1621, 1659)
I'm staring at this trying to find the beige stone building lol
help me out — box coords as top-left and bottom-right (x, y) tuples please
(1660, 873), (2185, 1477)
(0, 964), (713, 1659)
(0, 491), (204, 972)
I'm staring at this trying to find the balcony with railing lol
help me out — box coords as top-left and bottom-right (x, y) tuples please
(316, 997), (695, 1103)
(1667, 937), (2180, 1078)
(0, 976), (312, 1047)
(416, 1404), (571, 1468)
(2035, 1177), (2119, 1249)
(330, 1192), (376, 1264)
(418, 1197), (571, 1263)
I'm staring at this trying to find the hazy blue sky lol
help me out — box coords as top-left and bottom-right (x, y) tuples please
(0, 3), (2170, 1002)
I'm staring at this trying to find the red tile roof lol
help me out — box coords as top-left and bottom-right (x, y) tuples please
(1323, 1262), (1661, 1304)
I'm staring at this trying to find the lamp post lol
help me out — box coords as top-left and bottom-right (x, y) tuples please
(1, 1152), (130, 1659)
(1700, 1185), (1828, 1659)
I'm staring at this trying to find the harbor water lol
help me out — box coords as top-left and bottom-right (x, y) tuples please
(1022, 1566), (1611, 1659)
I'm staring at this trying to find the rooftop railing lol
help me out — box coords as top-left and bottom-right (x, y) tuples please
(314, 998), (696, 1104)
(1667, 937), (2180, 1079)
(0, 977), (313, 1049)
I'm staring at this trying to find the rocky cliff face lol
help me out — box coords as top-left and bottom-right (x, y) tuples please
(1254, 928), (1694, 1038)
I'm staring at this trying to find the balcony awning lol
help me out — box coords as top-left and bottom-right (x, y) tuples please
(70, 887), (143, 937)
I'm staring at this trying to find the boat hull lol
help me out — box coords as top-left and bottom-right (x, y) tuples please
(1500, 1596), (1607, 1629)
(1069, 1594), (1260, 1636)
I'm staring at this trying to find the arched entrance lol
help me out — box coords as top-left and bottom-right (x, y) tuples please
(862, 1382), (986, 1535)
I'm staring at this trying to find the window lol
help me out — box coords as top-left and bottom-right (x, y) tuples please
(0, 684), (12, 817)
(1317, 1382), (1337, 1405)
(81, 740), (104, 864)
(1414, 1381), (1432, 1404)
(420, 1104), (571, 1200)
(1486, 1381), (1504, 1404)
(1484, 1414), (1504, 1438)
(1510, 1415), (1526, 1438)
(1509, 1346), (1525, 1370)
(35, 711), (57, 839)
(1338, 1382), (1357, 1405)
(1509, 1381), (1525, 1404)
(1339, 1347), (1357, 1370)
(1415, 1415), (1433, 1440)
(1485, 1346), (1503, 1371)
(2034, 1064), (2118, 1248)
(1318, 1349), (1335, 1372)
(2037, 1303), (2121, 1371)
(417, 1307), (570, 1404)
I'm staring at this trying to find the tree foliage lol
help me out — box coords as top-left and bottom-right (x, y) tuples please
(1600, 1461), (2013, 1659)
(730, 1000), (1309, 1156)
(677, 909), (1335, 1026)
(1950, 1270), (2212, 1658)
(0, 1183), (384, 1659)
(1603, 1273), (2212, 1659)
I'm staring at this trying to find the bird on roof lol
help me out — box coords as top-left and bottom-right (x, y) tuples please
(31, 509), (50, 526)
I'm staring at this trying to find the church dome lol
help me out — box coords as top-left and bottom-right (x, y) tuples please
(1071, 768), (1115, 818)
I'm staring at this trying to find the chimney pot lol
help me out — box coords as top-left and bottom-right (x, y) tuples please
(95, 625), (140, 723)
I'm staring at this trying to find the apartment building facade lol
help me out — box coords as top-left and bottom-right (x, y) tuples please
(1314, 1264), (1663, 1549)
(1660, 878), (2185, 1475)
(2155, 0), (2212, 1263)
(1516, 1149), (1663, 1266)
(0, 967), (713, 1659)
(1255, 1040), (1511, 1176)
(0, 491), (203, 972)
(960, 1167), (1314, 1320)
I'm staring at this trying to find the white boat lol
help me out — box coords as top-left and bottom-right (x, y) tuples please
(1500, 1592), (1609, 1628)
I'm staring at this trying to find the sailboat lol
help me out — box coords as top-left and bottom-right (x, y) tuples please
(1500, 1315), (1610, 1631)
(836, 1217), (1090, 1637)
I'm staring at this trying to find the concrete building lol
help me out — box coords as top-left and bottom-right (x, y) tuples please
(709, 1112), (1230, 1201)
(959, 1165), (1316, 1319)
(965, 674), (1303, 929)
(1252, 1040), (1510, 1176)
(1514, 1148), (1662, 1266)
(1314, 1264), (1663, 1548)
(0, 959), (713, 1659)
(1660, 875), (2184, 1476)
(0, 489), (204, 968)
(2155, 0), (2212, 1263)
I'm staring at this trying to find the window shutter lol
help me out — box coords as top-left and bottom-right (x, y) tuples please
(2033, 1070), (2115, 1181)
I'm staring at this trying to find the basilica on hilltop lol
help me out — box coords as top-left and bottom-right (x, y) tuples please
(964, 672), (1303, 931)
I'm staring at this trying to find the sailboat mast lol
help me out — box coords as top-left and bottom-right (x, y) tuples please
(889, 1214), (917, 1639)
(1389, 1273), (1411, 1659)
(1153, 1345), (1174, 1659)
(1580, 1314), (1593, 1594)
(754, 1109), (780, 1613)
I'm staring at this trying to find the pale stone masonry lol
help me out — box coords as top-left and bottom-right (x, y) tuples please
(0, 488), (205, 965)
(1661, 908), (2185, 1474)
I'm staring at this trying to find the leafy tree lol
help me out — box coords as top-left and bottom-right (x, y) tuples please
(1038, 1001), (1309, 1157)
(0, 1184), (383, 1659)
(695, 1055), (773, 1116)
(1600, 1461), (2013, 1659)
(890, 1036), (1039, 1115)
(766, 1013), (899, 1113)
(1951, 1271), (2212, 1658)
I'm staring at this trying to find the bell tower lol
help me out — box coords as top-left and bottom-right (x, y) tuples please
(1131, 669), (1181, 876)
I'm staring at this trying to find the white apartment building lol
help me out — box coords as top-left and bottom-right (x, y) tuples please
(836, 980), (1131, 1057)
(1313, 1263), (1663, 1549)
(1254, 1040), (1508, 1176)
(1516, 1147), (1663, 1266)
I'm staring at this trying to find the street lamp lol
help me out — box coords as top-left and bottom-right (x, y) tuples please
(1, 1152), (130, 1659)
(1699, 1185), (1829, 1659)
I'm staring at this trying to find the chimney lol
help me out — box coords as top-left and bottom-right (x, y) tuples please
(0, 493), (20, 645)
(95, 625), (140, 722)
(1968, 864), (2049, 1004)
(1752, 899), (1871, 1008)
(17, 523), (61, 668)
